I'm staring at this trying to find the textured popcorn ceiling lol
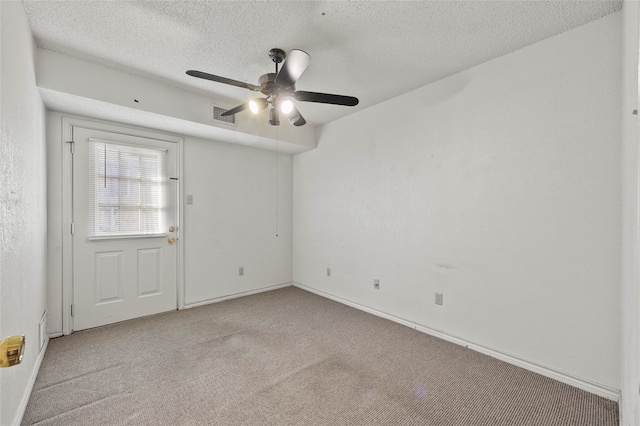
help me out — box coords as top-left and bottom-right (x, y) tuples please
(22, 0), (622, 126)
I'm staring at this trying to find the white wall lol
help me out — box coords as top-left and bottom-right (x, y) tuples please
(44, 114), (64, 336)
(183, 136), (292, 304)
(45, 112), (293, 332)
(293, 12), (622, 393)
(0, 2), (48, 425)
(621, 1), (640, 424)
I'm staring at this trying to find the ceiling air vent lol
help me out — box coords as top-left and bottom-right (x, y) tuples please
(212, 105), (236, 125)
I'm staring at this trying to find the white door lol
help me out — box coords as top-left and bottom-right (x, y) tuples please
(72, 126), (178, 331)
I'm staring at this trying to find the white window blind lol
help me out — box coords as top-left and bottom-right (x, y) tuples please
(88, 141), (167, 237)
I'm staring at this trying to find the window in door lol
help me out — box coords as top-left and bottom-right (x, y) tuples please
(88, 140), (167, 238)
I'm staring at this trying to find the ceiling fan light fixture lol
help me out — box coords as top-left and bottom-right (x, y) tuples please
(280, 99), (293, 115)
(249, 98), (268, 114)
(288, 110), (306, 127)
(288, 113), (300, 125)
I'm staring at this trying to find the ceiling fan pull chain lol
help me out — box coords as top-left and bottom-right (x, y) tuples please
(275, 127), (279, 238)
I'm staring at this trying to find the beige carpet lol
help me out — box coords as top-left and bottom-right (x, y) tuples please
(22, 287), (618, 425)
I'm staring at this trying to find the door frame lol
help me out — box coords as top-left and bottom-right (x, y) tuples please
(61, 116), (185, 335)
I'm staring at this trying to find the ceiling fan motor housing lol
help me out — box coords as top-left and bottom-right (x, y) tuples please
(258, 73), (296, 116)
(259, 73), (295, 96)
(258, 73), (277, 95)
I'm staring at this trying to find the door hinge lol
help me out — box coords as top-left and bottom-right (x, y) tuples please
(70, 305), (74, 316)
(71, 223), (75, 235)
(66, 140), (74, 154)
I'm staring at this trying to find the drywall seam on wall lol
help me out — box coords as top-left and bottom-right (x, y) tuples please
(293, 282), (620, 402)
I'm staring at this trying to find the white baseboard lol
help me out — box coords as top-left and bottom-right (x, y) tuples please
(293, 282), (620, 402)
(183, 282), (293, 309)
(13, 336), (50, 426)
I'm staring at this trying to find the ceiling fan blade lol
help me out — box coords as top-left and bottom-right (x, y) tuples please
(220, 102), (250, 117)
(275, 49), (310, 87)
(287, 106), (307, 127)
(294, 91), (359, 107)
(186, 70), (260, 91)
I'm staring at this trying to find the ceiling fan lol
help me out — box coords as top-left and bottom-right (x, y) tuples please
(186, 48), (359, 127)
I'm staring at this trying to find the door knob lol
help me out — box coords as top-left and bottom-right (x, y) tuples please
(168, 236), (175, 245)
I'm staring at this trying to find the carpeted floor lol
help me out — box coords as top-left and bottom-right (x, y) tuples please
(22, 287), (618, 425)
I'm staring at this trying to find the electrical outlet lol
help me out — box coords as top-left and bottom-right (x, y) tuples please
(374, 279), (380, 290)
(435, 293), (443, 305)
(327, 268), (331, 277)
(186, 194), (193, 204)
(239, 266), (244, 276)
